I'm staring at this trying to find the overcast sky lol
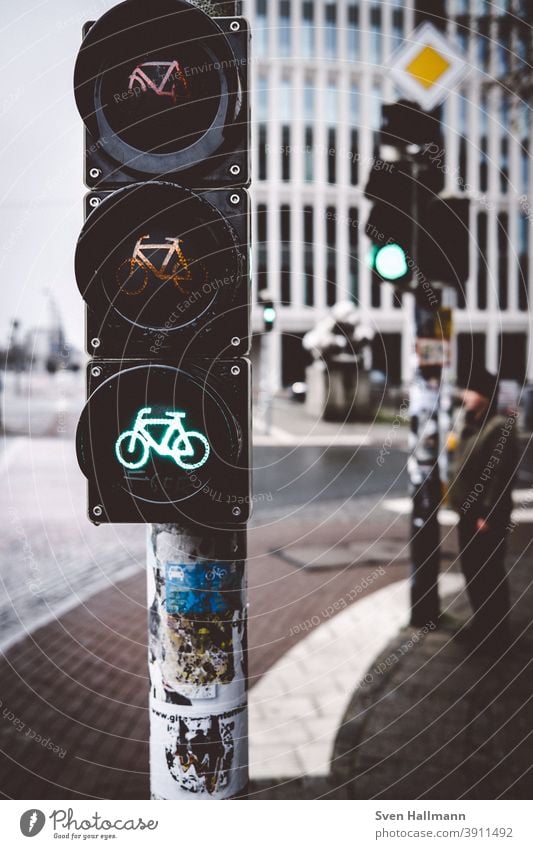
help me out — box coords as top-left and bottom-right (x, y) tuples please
(0, 0), (119, 349)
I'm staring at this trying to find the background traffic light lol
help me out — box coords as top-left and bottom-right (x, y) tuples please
(364, 160), (415, 286)
(74, 0), (251, 525)
(365, 101), (469, 291)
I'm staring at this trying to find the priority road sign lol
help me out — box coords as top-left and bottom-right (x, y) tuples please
(387, 22), (468, 112)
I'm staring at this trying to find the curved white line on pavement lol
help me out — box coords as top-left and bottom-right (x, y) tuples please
(249, 572), (464, 780)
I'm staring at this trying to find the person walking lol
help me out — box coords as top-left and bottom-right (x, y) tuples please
(448, 367), (518, 651)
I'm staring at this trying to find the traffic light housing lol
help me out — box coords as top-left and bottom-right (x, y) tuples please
(365, 160), (415, 286)
(74, 0), (249, 189)
(365, 102), (469, 291)
(77, 360), (250, 524)
(419, 197), (470, 289)
(74, 0), (251, 525)
(76, 182), (249, 359)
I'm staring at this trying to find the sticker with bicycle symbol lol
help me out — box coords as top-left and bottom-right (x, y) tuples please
(115, 407), (210, 471)
(116, 235), (207, 297)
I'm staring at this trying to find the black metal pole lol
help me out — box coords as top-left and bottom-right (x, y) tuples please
(408, 160), (442, 628)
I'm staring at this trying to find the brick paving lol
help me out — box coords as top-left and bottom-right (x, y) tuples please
(0, 505), (408, 799)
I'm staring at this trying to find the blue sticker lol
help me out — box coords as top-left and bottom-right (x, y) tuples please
(165, 562), (242, 616)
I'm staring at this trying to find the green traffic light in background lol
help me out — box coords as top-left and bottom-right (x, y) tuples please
(370, 243), (409, 281)
(263, 306), (276, 324)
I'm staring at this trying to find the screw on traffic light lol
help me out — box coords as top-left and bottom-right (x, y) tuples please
(74, 0), (251, 526)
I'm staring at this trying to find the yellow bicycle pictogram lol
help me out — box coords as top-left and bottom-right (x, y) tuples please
(117, 235), (205, 296)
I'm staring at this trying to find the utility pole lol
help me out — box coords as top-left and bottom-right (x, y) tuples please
(147, 523), (248, 799)
(74, 0), (251, 800)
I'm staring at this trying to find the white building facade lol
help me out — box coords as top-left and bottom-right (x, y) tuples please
(243, 0), (532, 388)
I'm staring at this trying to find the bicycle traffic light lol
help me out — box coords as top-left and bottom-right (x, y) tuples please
(76, 182), (249, 358)
(77, 361), (250, 524)
(74, 0), (251, 525)
(74, 0), (249, 189)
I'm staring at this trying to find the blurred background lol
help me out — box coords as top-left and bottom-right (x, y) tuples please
(0, 0), (532, 800)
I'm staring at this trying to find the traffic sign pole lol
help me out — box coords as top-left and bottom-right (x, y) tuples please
(147, 523), (248, 799)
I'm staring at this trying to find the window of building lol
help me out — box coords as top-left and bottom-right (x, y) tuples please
(392, 2), (404, 51)
(519, 102), (529, 196)
(370, 4), (382, 65)
(500, 96), (509, 194)
(371, 277), (381, 308)
(518, 214), (529, 311)
(348, 206), (359, 304)
(280, 205), (291, 304)
(281, 79), (292, 182)
(479, 94), (488, 193)
(324, 2), (337, 60)
(258, 125), (267, 180)
(497, 211), (509, 310)
(347, 3), (360, 60)
(477, 21), (489, 70)
(350, 85), (359, 185)
(499, 334), (527, 383)
(497, 19), (510, 75)
(301, 1), (314, 58)
(458, 91), (468, 190)
(256, 0), (268, 57)
(257, 203), (268, 295)
(326, 81), (337, 185)
(279, 0), (291, 57)
(477, 211), (487, 310)
(326, 206), (337, 306)
(303, 206), (314, 306)
(304, 78), (314, 183)
(257, 74), (268, 181)
(457, 333), (486, 387)
(371, 84), (381, 156)
(304, 126), (314, 183)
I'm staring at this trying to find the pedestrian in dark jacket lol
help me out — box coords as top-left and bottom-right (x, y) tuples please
(448, 367), (518, 650)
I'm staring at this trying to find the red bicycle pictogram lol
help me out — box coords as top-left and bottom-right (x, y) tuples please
(116, 235), (205, 296)
(128, 61), (191, 104)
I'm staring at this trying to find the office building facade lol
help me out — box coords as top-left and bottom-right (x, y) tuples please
(243, 0), (532, 387)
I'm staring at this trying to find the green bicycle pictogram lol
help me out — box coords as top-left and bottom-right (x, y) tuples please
(115, 407), (210, 471)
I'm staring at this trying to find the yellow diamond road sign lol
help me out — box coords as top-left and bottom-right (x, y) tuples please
(388, 22), (468, 111)
(406, 46), (451, 90)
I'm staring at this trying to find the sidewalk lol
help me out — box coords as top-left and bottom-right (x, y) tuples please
(331, 520), (533, 800)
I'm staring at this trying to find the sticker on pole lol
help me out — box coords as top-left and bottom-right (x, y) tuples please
(387, 22), (468, 111)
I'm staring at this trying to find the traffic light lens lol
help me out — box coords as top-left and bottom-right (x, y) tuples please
(76, 183), (243, 338)
(263, 307), (276, 324)
(374, 244), (409, 281)
(74, 0), (244, 176)
(101, 47), (221, 155)
(77, 364), (249, 523)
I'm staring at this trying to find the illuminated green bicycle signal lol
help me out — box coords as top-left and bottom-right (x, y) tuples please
(115, 407), (210, 471)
